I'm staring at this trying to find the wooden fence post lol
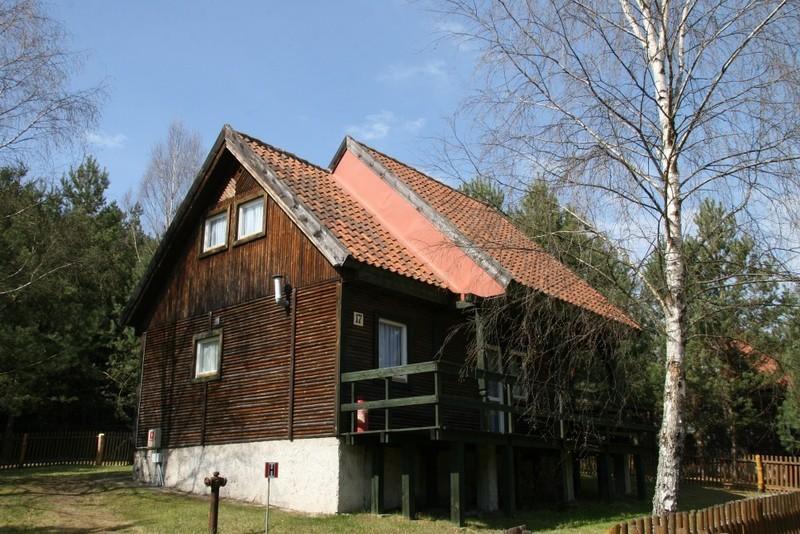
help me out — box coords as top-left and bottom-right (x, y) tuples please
(755, 454), (765, 492)
(17, 433), (28, 468)
(95, 433), (105, 466)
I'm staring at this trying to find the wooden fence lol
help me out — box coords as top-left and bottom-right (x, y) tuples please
(683, 455), (800, 491)
(0, 430), (134, 469)
(607, 491), (800, 533)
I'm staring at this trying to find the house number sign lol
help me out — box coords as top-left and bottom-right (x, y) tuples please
(353, 312), (364, 326)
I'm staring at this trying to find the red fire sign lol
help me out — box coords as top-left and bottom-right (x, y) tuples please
(265, 462), (279, 479)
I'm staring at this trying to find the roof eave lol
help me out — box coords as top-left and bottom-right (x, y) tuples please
(122, 125), (352, 331)
(343, 137), (514, 290)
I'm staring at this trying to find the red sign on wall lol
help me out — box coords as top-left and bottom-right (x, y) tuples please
(265, 462), (279, 478)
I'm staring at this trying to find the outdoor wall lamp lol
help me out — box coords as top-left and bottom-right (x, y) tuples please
(272, 274), (291, 310)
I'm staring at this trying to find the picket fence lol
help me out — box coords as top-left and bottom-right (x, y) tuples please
(607, 491), (800, 533)
(683, 454), (800, 491)
(0, 430), (133, 469)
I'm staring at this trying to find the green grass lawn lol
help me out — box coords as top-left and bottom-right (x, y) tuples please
(0, 465), (754, 533)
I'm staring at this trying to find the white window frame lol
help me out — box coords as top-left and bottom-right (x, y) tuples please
(202, 211), (228, 253)
(378, 318), (408, 382)
(484, 344), (506, 433)
(194, 332), (222, 378)
(236, 196), (265, 241)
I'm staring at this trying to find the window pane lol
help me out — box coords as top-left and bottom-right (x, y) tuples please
(196, 337), (220, 375)
(203, 213), (227, 251)
(237, 197), (264, 238)
(378, 320), (405, 368)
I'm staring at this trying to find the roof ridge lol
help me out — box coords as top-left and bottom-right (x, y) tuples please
(236, 130), (331, 174)
(353, 138), (507, 214)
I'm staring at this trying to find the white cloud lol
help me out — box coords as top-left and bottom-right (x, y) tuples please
(377, 60), (446, 82)
(433, 20), (478, 52)
(346, 111), (426, 141)
(403, 117), (426, 134)
(434, 21), (466, 34)
(85, 131), (127, 149)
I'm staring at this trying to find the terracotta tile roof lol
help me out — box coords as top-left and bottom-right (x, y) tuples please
(361, 144), (638, 329)
(239, 132), (446, 288)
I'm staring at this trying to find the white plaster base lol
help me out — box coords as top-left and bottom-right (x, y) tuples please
(133, 437), (371, 514)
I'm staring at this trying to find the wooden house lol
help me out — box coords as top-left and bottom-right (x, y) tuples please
(124, 125), (651, 523)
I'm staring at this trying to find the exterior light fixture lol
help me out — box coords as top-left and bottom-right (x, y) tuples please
(273, 274), (290, 310)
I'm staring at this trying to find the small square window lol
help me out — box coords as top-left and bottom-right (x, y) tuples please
(195, 334), (221, 378)
(378, 318), (407, 382)
(237, 197), (264, 240)
(203, 212), (228, 252)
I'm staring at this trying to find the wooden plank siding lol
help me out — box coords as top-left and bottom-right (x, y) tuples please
(135, 158), (341, 448)
(147, 157), (338, 326)
(339, 281), (482, 432)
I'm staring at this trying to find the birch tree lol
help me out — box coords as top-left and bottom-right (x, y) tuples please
(437, 0), (800, 513)
(137, 121), (202, 238)
(0, 0), (100, 161)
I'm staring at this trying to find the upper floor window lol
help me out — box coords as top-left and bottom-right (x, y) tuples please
(194, 331), (222, 378)
(236, 196), (265, 241)
(203, 211), (228, 252)
(378, 318), (407, 381)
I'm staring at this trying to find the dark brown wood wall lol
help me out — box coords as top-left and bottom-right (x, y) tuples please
(136, 281), (340, 448)
(136, 158), (341, 448)
(147, 159), (338, 327)
(340, 281), (481, 431)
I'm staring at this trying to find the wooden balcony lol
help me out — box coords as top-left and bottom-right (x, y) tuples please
(339, 360), (654, 448)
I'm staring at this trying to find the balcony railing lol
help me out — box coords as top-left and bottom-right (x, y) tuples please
(339, 360), (654, 441)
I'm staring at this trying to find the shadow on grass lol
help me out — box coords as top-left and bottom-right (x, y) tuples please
(0, 525), (137, 533)
(416, 482), (754, 532)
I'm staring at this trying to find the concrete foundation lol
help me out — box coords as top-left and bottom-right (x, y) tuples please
(133, 437), (370, 514)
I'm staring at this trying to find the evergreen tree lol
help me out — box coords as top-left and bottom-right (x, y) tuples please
(0, 157), (152, 455)
(458, 175), (506, 211)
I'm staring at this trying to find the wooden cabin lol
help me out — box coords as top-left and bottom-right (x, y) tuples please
(124, 125), (651, 523)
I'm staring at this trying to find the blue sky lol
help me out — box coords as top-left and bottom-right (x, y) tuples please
(49, 0), (477, 202)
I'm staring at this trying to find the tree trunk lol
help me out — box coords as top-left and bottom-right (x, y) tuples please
(652, 141), (687, 515)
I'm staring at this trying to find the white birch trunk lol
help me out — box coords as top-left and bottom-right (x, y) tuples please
(652, 104), (687, 517)
(646, 4), (688, 512)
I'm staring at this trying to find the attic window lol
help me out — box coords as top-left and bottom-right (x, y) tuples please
(202, 211), (228, 252)
(236, 196), (265, 241)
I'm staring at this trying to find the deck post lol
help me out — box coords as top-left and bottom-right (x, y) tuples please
(560, 450), (575, 503)
(633, 454), (646, 500)
(612, 453), (626, 497)
(371, 446), (384, 514)
(501, 444), (516, 517)
(572, 455), (582, 499)
(450, 441), (465, 526)
(477, 444), (499, 512)
(597, 453), (612, 500)
(401, 445), (416, 519)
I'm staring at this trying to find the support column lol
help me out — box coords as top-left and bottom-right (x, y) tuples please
(477, 444), (499, 512)
(612, 453), (626, 497)
(450, 441), (465, 526)
(572, 455), (582, 499)
(597, 453), (612, 500)
(371, 446), (384, 514)
(402, 446), (416, 519)
(633, 454), (646, 500)
(560, 450), (575, 503)
(501, 444), (516, 517)
(623, 454), (632, 496)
